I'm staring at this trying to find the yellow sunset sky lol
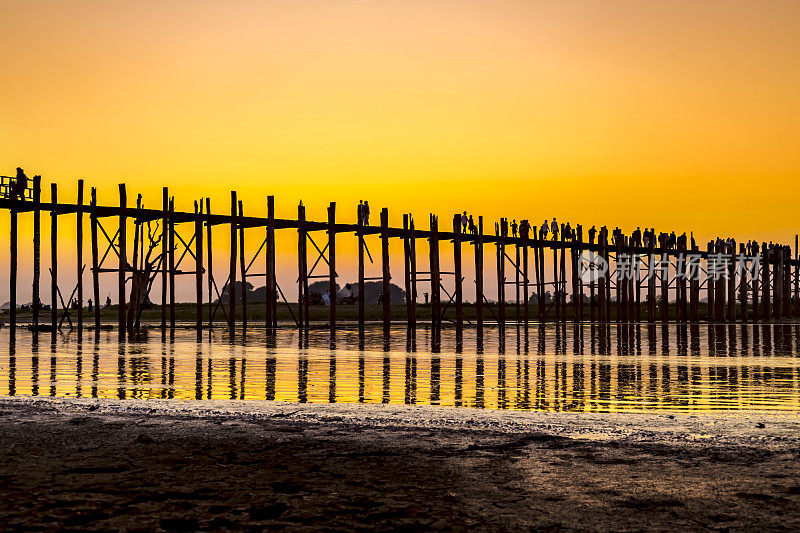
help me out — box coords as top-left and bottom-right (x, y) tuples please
(1, 0), (798, 301)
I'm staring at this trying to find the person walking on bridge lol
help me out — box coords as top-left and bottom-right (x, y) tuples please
(550, 218), (558, 241)
(461, 211), (468, 234)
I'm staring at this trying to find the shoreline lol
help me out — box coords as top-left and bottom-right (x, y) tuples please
(2, 396), (800, 530)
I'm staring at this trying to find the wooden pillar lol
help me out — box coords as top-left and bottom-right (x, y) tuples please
(76, 179), (84, 334)
(228, 191), (237, 334)
(194, 200), (203, 334)
(553, 232), (560, 322)
(381, 208), (391, 334)
(523, 225), (530, 326)
(598, 234), (606, 322)
(297, 202), (308, 329)
(9, 207), (16, 336)
(50, 183), (59, 332)
(409, 216), (417, 330)
(616, 237), (623, 323)
(205, 198), (214, 331)
(647, 237), (656, 322)
(728, 240), (737, 321)
(32, 175), (41, 330)
(430, 214), (441, 334)
(328, 202), (336, 336)
(690, 246), (700, 322)
(498, 219), (507, 327)
(514, 233), (520, 324)
(738, 243), (748, 322)
(795, 235), (799, 317)
(403, 214), (412, 329)
(117, 184), (127, 339)
(752, 244), (760, 322)
(634, 237), (641, 322)
(90, 188), (100, 334)
(715, 242), (725, 321)
(560, 229), (567, 322)
(266, 196), (276, 331)
(357, 204), (365, 336)
(533, 230), (542, 321)
(589, 231), (596, 323)
(239, 201), (247, 332)
(452, 214), (463, 335)
(762, 245), (770, 321)
(676, 243), (686, 322)
(571, 239), (579, 322)
(161, 188), (168, 332)
(660, 248), (669, 323)
(168, 198), (176, 333)
(475, 216), (484, 335)
(707, 242), (715, 322)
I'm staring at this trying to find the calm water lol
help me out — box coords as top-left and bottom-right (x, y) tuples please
(1, 324), (800, 413)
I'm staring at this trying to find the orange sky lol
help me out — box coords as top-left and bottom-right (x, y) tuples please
(1, 0), (799, 302)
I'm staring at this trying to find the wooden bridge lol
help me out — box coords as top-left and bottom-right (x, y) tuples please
(2, 174), (799, 341)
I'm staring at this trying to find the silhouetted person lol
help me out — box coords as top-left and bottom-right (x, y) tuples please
(511, 219), (518, 238)
(468, 215), (476, 235)
(588, 225), (596, 244)
(87, 299), (93, 312)
(550, 218), (558, 240)
(364, 201), (370, 226)
(424, 292), (429, 305)
(461, 211), (468, 234)
(358, 200), (364, 224)
(105, 296), (112, 309)
(10, 167), (28, 200)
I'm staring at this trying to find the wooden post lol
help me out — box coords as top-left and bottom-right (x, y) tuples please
(475, 216), (484, 335)
(266, 196), (276, 331)
(707, 242), (715, 322)
(194, 200), (203, 334)
(762, 245), (770, 321)
(118, 184), (127, 339)
(660, 247), (669, 323)
(589, 230), (596, 323)
(90, 188), (100, 334)
(715, 241), (725, 321)
(206, 198), (214, 330)
(328, 202), (336, 335)
(298, 202), (308, 329)
(616, 236), (623, 323)
(239, 200), (247, 332)
(76, 179), (84, 334)
(169, 197), (176, 333)
(32, 175), (41, 330)
(403, 214), (412, 329)
(130, 195), (141, 333)
(738, 243), (747, 321)
(452, 214), (463, 335)
(498, 219), (507, 327)
(728, 240), (736, 321)
(560, 229), (567, 322)
(534, 229), (543, 321)
(690, 245), (700, 322)
(228, 191), (237, 334)
(51, 183), (59, 332)
(514, 232), (520, 324)
(430, 214), (441, 334)
(523, 224), (530, 326)
(9, 207), (16, 336)
(409, 217), (417, 330)
(357, 204), (365, 336)
(795, 235), (799, 317)
(381, 208), (391, 334)
(598, 233), (606, 322)
(571, 237), (579, 322)
(161, 188), (168, 332)
(752, 243), (760, 322)
(553, 231), (560, 322)
(647, 236), (656, 322)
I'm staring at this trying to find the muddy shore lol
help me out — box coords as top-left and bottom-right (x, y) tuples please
(1, 397), (799, 531)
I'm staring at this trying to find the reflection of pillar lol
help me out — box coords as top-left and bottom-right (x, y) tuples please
(229, 358), (237, 400)
(91, 349), (99, 399)
(117, 354), (126, 400)
(382, 356), (390, 404)
(265, 357), (276, 401)
(328, 356), (336, 404)
(430, 356), (440, 405)
(404, 354), (417, 405)
(454, 356), (463, 407)
(474, 356), (485, 409)
(8, 343), (16, 396)
(195, 355), (203, 400)
(298, 356), (308, 403)
(358, 355), (365, 403)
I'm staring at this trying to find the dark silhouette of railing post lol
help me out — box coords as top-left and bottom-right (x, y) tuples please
(76, 179), (84, 335)
(118, 183), (127, 340)
(328, 202), (336, 336)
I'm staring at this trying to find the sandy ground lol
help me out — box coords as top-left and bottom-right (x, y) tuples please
(1, 398), (800, 531)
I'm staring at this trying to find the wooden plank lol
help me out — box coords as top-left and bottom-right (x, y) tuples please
(118, 183), (127, 339)
(328, 202), (336, 335)
(76, 179), (84, 334)
(91, 188), (100, 334)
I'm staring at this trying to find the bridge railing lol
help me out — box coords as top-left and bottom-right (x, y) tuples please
(0, 176), (33, 201)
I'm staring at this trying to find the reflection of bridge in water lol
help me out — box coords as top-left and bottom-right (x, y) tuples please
(2, 173), (799, 345)
(2, 325), (800, 412)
